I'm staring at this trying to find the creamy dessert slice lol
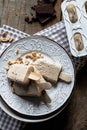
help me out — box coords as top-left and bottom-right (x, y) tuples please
(41, 90), (51, 103)
(12, 82), (51, 103)
(59, 71), (72, 83)
(34, 60), (62, 83)
(7, 64), (34, 85)
(28, 72), (41, 81)
(28, 70), (52, 90)
(12, 81), (42, 97)
(73, 32), (84, 51)
(66, 4), (78, 23)
(35, 76), (52, 90)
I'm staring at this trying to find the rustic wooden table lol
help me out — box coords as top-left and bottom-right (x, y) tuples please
(0, 0), (62, 35)
(0, 0), (87, 130)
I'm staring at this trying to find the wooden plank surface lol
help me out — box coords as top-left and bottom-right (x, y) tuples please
(0, 0), (63, 35)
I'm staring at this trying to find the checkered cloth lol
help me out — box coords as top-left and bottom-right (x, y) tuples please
(0, 20), (87, 130)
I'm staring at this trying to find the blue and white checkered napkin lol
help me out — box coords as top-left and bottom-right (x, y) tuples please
(0, 20), (87, 130)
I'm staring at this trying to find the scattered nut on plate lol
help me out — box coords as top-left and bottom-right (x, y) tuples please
(25, 51), (44, 61)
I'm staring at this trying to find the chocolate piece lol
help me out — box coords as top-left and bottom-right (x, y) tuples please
(24, 15), (32, 23)
(37, 12), (56, 24)
(35, 1), (56, 24)
(24, 16), (29, 23)
(35, 3), (55, 15)
(37, 0), (48, 5)
(25, 0), (56, 25)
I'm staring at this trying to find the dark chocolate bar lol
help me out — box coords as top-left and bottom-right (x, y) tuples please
(35, 3), (54, 15)
(37, 12), (56, 24)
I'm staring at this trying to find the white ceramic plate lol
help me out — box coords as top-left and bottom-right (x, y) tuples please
(0, 96), (69, 122)
(0, 36), (75, 118)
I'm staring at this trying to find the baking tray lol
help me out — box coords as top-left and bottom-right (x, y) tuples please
(61, 0), (87, 57)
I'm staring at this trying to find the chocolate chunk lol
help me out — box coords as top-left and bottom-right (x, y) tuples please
(25, 0), (56, 25)
(37, 12), (56, 24)
(35, 1), (56, 24)
(35, 3), (55, 15)
(37, 0), (48, 5)
(30, 12), (37, 22)
(24, 16), (29, 23)
(24, 16), (32, 24)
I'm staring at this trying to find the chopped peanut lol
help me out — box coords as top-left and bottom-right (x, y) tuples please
(5, 66), (10, 71)
(32, 51), (37, 57)
(8, 36), (13, 42)
(25, 53), (33, 59)
(8, 60), (19, 65)
(25, 51), (44, 61)
(15, 49), (19, 54)
(23, 60), (29, 65)
(0, 32), (13, 43)
(0, 37), (9, 42)
(1, 31), (7, 37)
(19, 60), (23, 64)
(17, 56), (23, 61)
(32, 56), (38, 61)
(8, 60), (13, 65)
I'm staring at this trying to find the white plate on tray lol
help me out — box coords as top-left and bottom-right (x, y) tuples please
(0, 36), (75, 120)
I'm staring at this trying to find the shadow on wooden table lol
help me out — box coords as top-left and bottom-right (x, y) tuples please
(23, 64), (87, 130)
(64, 64), (87, 130)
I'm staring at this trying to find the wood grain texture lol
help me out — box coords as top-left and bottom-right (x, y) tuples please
(0, 0), (63, 35)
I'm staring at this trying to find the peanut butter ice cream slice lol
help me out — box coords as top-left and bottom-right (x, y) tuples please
(59, 71), (72, 83)
(28, 65), (52, 90)
(7, 64), (34, 85)
(66, 4), (78, 23)
(28, 71), (52, 90)
(12, 81), (42, 97)
(41, 90), (51, 103)
(34, 60), (62, 83)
